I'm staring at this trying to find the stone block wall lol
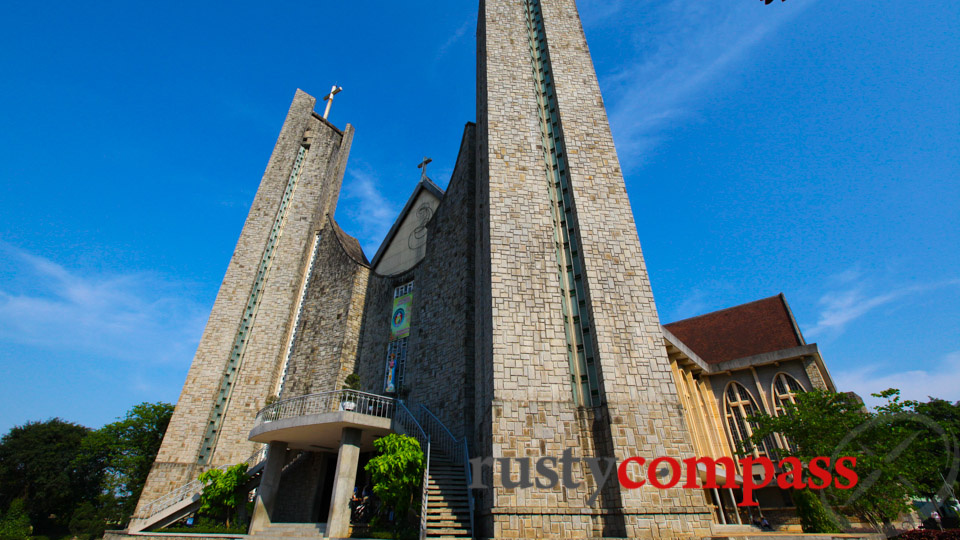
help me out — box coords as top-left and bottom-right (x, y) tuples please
(474, 0), (714, 536)
(282, 219), (370, 398)
(274, 452), (331, 523)
(137, 90), (354, 515)
(405, 123), (478, 442)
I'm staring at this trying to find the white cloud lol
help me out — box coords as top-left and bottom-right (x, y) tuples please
(0, 244), (206, 366)
(435, 19), (474, 62)
(587, 0), (817, 169)
(669, 289), (710, 322)
(339, 169), (401, 256)
(834, 351), (960, 408)
(805, 275), (960, 338)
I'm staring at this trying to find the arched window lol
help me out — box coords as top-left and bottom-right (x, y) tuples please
(772, 373), (805, 416)
(724, 382), (773, 458)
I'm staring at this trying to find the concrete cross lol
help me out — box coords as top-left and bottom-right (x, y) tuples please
(417, 157), (432, 182)
(322, 85), (343, 120)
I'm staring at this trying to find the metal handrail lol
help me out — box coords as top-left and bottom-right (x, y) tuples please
(136, 445), (267, 519)
(416, 404), (474, 539)
(416, 404), (459, 458)
(463, 437), (475, 539)
(394, 401), (431, 540)
(420, 438), (431, 540)
(254, 389), (396, 427)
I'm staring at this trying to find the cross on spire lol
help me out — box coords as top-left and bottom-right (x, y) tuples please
(417, 157), (432, 182)
(322, 85), (343, 120)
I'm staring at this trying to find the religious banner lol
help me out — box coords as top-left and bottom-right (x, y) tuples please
(391, 291), (413, 339)
(384, 353), (398, 394)
(383, 337), (408, 394)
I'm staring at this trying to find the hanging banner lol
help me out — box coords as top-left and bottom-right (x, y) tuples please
(391, 291), (413, 339)
(384, 351), (398, 393)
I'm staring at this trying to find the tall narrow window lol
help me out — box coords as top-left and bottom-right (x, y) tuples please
(772, 373), (805, 453)
(772, 373), (805, 415)
(198, 145), (307, 464)
(724, 382), (775, 459)
(384, 281), (414, 394)
(524, 0), (601, 407)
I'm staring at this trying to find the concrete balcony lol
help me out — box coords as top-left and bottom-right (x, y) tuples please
(248, 389), (396, 451)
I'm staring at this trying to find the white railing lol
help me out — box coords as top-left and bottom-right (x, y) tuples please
(135, 445), (267, 519)
(254, 389), (397, 427)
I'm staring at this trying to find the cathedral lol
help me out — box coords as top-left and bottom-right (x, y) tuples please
(123, 0), (840, 538)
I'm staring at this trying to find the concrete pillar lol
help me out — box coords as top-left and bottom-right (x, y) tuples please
(711, 488), (726, 525)
(327, 428), (362, 538)
(728, 488), (742, 525)
(250, 441), (287, 533)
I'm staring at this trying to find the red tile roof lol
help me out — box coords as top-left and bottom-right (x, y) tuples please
(663, 294), (804, 364)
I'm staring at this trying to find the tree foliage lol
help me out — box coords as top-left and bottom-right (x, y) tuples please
(0, 419), (96, 533)
(0, 499), (31, 540)
(747, 389), (960, 533)
(76, 402), (173, 523)
(0, 402), (173, 535)
(198, 463), (249, 526)
(364, 434), (424, 527)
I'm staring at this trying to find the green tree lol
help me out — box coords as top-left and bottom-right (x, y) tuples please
(0, 499), (32, 540)
(76, 402), (174, 523)
(197, 463), (249, 526)
(344, 373), (362, 391)
(0, 419), (97, 534)
(68, 501), (107, 540)
(913, 398), (960, 499)
(747, 389), (955, 533)
(364, 434), (424, 536)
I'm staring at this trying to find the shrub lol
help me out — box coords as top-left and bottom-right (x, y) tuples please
(0, 499), (32, 540)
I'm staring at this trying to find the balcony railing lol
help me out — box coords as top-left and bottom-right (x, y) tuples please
(253, 389), (397, 428)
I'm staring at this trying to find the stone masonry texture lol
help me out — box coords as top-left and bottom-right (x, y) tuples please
(137, 90), (354, 515)
(474, 0), (713, 536)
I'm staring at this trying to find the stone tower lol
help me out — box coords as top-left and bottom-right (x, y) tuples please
(135, 90), (354, 512)
(473, 0), (714, 536)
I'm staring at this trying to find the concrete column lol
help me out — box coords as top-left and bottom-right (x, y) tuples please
(711, 488), (726, 525)
(728, 488), (742, 525)
(250, 441), (287, 533)
(327, 427), (362, 538)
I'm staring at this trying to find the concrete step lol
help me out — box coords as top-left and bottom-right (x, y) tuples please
(428, 494), (468, 501)
(427, 510), (470, 519)
(425, 528), (471, 537)
(427, 502), (470, 510)
(250, 522), (325, 539)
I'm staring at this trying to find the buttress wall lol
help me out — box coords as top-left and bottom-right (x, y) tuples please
(280, 218), (370, 398)
(137, 90), (354, 513)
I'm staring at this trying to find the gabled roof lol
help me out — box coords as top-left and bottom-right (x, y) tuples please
(663, 293), (805, 365)
(369, 177), (445, 269)
(329, 217), (369, 266)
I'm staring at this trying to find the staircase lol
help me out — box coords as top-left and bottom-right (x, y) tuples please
(425, 456), (472, 539)
(393, 401), (475, 540)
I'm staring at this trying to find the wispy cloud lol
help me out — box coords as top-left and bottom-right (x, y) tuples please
(805, 269), (960, 338)
(585, 0), (817, 169)
(834, 351), (960, 408)
(0, 243), (206, 365)
(670, 289), (710, 322)
(435, 19), (474, 62)
(339, 169), (401, 256)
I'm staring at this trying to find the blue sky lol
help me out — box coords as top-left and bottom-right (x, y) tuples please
(0, 0), (957, 434)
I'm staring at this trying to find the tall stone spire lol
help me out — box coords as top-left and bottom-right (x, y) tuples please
(474, 0), (714, 536)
